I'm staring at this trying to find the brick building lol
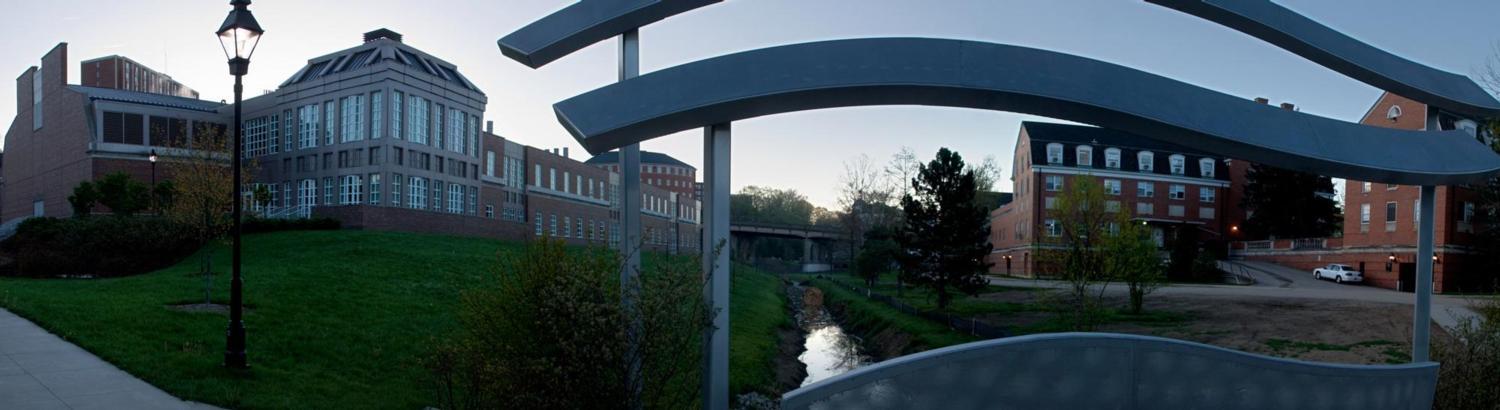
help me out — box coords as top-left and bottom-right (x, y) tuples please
(2, 43), (227, 223)
(80, 55), (200, 99)
(1234, 92), (1490, 293)
(585, 150), (698, 198)
(989, 121), (1233, 276)
(3, 31), (701, 250)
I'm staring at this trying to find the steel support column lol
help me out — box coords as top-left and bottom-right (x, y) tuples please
(1413, 184), (1436, 362)
(618, 28), (644, 409)
(702, 123), (731, 410)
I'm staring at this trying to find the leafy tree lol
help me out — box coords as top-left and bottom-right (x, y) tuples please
(1240, 164), (1340, 239)
(896, 148), (992, 310)
(838, 154), (898, 261)
(729, 186), (818, 263)
(152, 180), (177, 213)
(93, 172), (150, 216)
(424, 239), (711, 409)
(1042, 176), (1115, 329)
(163, 130), (243, 304)
(67, 181), (100, 217)
(854, 227), (899, 288)
(1104, 215), (1163, 315)
(966, 154), (1003, 192)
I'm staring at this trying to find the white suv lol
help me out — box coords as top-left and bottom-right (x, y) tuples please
(1313, 264), (1363, 284)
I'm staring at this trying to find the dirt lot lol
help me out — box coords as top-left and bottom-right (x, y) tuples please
(973, 289), (1442, 365)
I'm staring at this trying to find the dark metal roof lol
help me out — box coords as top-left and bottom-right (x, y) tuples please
(1148, 0), (1500, 118)
(1021, 121), (1227, 181)
(498, 0), (722, 68)
(584, 150), (692, 168)
(552, 38), (1500, 185)
(69, 85), (224, 112)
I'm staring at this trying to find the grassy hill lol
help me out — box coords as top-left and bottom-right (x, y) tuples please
(0, 230), (788, 409)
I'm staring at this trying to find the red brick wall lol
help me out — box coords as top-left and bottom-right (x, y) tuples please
(314, 205), (529, 240)
(3, 44), (95, 221)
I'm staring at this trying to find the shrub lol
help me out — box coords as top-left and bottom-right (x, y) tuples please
(424, 239), (712, 409)
(68, 181), (100, 217)
(1433, 297), (1500, 409)
(94, 172), (150, 216)
(2, 216), (198, 277)
(242, 217), (341, 234)
(854, 238), (898, 287)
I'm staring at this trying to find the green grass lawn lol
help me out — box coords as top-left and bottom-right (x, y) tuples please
(810, 277), (977, 353)
(728, 263), (789, 396)
(0, 230), (790, 408)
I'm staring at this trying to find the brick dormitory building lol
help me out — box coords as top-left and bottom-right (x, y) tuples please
(988, 121), (1239, 276)
(1, 29), (700, 252)
(1231, 92), (1493, 293)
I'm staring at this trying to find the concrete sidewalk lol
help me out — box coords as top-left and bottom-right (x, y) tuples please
(0, 308), (219, 410)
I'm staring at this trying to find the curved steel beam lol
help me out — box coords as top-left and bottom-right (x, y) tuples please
(498, 0), (721, 68)
(781, 332), (1437, 409)
(554, 38), (1500, 185)
(1148, 0), (1500, 118)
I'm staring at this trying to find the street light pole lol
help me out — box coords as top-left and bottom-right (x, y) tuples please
(149, 149), (158, 212)
(216, 0), (262, 370)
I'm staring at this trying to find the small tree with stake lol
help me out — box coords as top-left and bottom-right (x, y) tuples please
(896, 148), (992, 311)
(164, 125), (248, 305)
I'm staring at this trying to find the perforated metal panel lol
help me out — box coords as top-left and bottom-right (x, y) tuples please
(781, 333), (1437, 410)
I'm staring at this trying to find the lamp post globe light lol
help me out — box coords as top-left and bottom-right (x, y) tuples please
(216, 0), (262, 369)
(148, 149), (158, 211)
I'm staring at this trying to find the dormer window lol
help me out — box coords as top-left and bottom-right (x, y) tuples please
(1046, 143), (1063, 164)
(1199, 158), (1216, 178)
(1104, 148), (1121, 169)
(1138, 151), (1154, 172)
(1076, 145), (1093, 167)
(1169, 154), (1185, 175)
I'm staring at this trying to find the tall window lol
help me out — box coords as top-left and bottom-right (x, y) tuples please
(298, 179), (316, 207)
(535, 212), (543, 235)
(449, 108), (465, 154)
(1385, 202), (1397, 232)
(341, 95), (364, 142)
(431, 179), (443, 211)
(244, 116), (272, 157)
(283, 109), (295, 152)
(1046, 143), (1063, 164)
(1199, 187), (1215, 203)
(323, 177), (335, 205)
(392, 173), (403, 207)
(486, 151), (496, 177)
(324, 100), (336, 146)
(370, 91), (383, 139)
(1104, 148), (1121, 169)
(564, 216), (573, 237)
(299, 104), (319, 148)
(409, 176), (428, 209)
(1169, 154), (1185, 175)
(391, 91), (403, 140)
(1044, 175), (1063, 191)
(1138, 151), (1154, 172)
(340, 175), (364, 205)
(1359, 203), (1371, 232)
(369, 174), (382, 205)
(1137, 182), (1155, 198)
(468, 114), (479, 157)
(1361, 181), (1371, 193)
(32, 67), (42, 130)
(1199, 158), (1215, 178)
(408, 95), (428, 144)
(433, 104), (445, 148)
(448, 184), (463, 214)
(1076, 145), (1092, 167)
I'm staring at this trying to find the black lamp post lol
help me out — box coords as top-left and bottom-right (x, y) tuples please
(148, 149), (158, 211)
(216, 0), (262, 369)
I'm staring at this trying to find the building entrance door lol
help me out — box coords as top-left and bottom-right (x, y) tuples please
(1398, 263), (1416, 293)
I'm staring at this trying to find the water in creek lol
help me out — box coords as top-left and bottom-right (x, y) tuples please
(796, 287), (872, 386)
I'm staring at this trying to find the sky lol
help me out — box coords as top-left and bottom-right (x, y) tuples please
(1, 0), (1497, 209)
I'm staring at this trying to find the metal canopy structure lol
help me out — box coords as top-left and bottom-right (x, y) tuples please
(1147, 0), (1500, 118)
(497, 0), (721, 68)
(554, 38), (1500, 186)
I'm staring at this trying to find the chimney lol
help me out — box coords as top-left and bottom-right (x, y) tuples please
(486, 120), (494, 133)
(563, 147), (569, 158)
(1280, 102), (1296, 111)
(1253, 97), (1269, 105)
(364, 28), (403, 43)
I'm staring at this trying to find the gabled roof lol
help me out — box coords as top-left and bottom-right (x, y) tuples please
(69, 85), (224, 112)
(1022, 121), (1227, 181)
(584, 150), (693, 169)
(278, 37), (480, 93)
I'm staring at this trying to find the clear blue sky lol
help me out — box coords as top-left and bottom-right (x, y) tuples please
(1, 0), (1496, 208)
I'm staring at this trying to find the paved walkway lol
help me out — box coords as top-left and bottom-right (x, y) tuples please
(0, 309), (218, 410)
